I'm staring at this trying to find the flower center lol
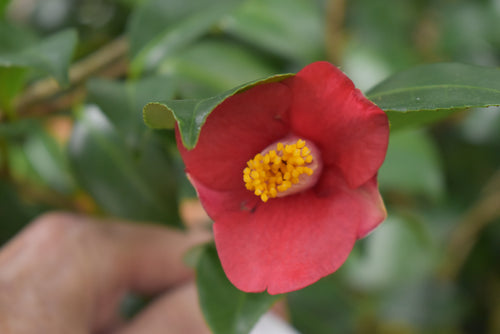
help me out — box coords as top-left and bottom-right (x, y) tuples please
(243, 138), (322, 202)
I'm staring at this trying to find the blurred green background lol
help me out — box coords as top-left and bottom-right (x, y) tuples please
(1, 0), (499, 333)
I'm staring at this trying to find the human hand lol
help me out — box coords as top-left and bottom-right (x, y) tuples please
(0, 212), (212, 334)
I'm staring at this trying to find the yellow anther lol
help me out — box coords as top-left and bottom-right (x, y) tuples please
(277, 184), (287, 192)
(243, 138), (316, 202)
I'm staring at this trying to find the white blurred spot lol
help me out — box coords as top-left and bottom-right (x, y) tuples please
(250, 313), (301, 334)
(461, 106), (500, 144)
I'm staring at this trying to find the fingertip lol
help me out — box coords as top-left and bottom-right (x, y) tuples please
(114, 282), (211, 334)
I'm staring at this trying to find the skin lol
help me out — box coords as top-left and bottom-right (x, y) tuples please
(0, 212), (213, 334)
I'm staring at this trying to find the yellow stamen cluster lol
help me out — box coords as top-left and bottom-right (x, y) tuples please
(243, 139), (314, 202)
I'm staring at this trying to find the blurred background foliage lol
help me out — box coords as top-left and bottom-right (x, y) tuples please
(0, 0), (499, 333)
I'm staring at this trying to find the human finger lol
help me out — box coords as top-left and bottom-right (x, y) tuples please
(114, 282), (211, 334)
(0, 212), (212, 333)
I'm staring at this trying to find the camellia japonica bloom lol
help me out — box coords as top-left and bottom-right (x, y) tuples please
(176, 61), (390, 294)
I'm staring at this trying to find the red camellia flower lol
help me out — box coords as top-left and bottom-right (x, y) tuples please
(176, 61), (389, 294)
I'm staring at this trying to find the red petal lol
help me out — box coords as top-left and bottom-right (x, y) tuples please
(186, 173), (261, 221)
(285, 61), (389, 189)
(176, 82), (291, 191)
(353, 176), (387, 238)
(212, 168), (386, 294)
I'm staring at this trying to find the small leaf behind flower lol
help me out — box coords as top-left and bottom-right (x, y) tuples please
(366, 63), (500, 130)
(196, 243), (282, 334)
(143, 73), (293, 149)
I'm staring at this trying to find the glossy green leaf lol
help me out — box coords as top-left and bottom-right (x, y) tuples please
(142, 102), (177, 130)
(223, 0), (324, 63)
(128, 0), (241, 76)
(366, 63), (500, 130)
(0, 29), (77, 85)
(143, 73), (293, 149)
(68, 105), (180, 226)
(378, 129), (444, 201)
(197, 244), (281, 334)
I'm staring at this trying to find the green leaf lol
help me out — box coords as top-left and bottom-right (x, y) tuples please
(197, 244), (281, 334)
(143, 73), (293, 149)
(128, 0), (241, 76)
(68, 105), (181, 226)
(0, 29), (77, 85)
(223, 0), (324, 63)
(366, 63), (500, 130)
(142, 102), (177, 129)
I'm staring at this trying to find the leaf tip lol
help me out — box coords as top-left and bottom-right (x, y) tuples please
(143, 102), (176, 129)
